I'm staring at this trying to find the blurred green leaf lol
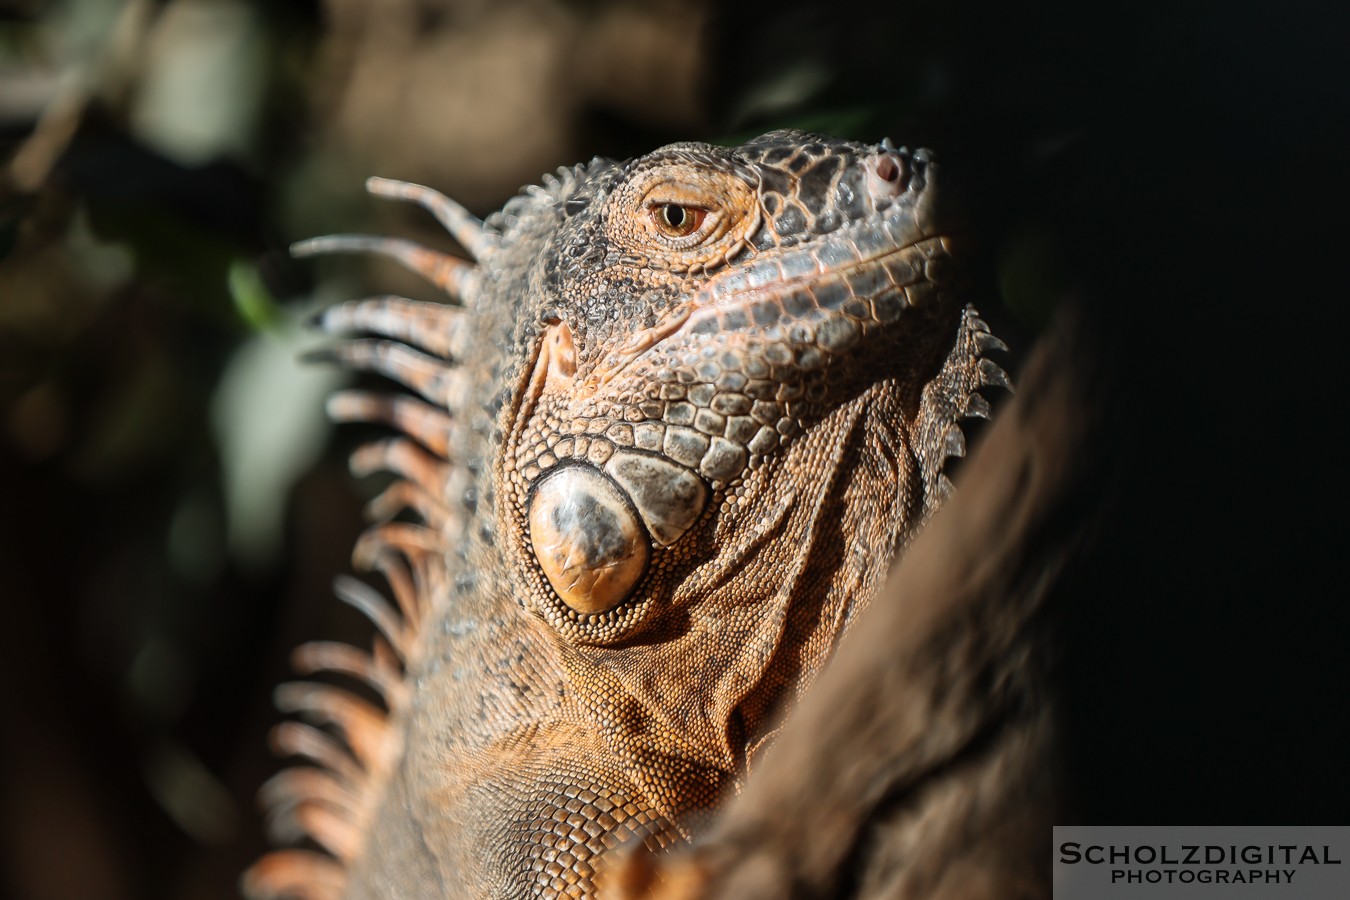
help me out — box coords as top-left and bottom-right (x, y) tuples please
(227, 258), (281, 332)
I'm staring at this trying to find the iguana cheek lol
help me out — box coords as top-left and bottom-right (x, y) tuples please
(527, 465), (649, 614)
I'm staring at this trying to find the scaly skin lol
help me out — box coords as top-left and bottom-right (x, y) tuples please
(245, 130), (1007, 900)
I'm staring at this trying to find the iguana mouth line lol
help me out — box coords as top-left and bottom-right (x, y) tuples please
(595, 231), (948, 386)
(689, 230), (947, 319)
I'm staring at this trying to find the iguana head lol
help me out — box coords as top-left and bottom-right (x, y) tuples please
(501, 131), (969, 639)
(250, 130), (1004, 900)
(477, 128), (1001, 817)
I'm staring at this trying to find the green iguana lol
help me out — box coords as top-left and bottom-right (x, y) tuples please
(244, 130), (1009, 900)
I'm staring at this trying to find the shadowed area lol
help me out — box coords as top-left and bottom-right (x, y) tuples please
(1, 0), (1348, 898)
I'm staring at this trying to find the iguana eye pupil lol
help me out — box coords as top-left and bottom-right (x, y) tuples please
(653, 203), (705, 237)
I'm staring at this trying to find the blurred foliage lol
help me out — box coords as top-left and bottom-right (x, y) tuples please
(1, 1), (1348, 898)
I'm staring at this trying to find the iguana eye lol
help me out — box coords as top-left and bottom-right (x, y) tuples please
(652, 203), (706, 237)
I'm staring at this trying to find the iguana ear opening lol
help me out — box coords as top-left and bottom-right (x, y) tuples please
(543, 320), (577, 392)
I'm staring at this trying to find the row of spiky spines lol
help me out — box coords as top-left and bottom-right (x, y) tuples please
(242, 176), (494, 900)
(933, 307), (1012, 500)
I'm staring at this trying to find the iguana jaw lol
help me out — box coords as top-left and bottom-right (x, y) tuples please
(593, 225), (952, 392)
(649, 230), (952, 367)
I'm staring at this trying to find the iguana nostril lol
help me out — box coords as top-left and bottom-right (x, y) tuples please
(866, 152), (909, 202)
(527, 465), (649, 615)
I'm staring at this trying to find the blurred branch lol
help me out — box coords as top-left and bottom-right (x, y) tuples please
(5, 0), (157, 195)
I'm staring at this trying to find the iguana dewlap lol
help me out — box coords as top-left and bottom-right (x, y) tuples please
(244, 131), (1007, 900)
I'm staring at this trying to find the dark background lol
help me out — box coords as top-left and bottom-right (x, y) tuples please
(1, 1), (1347, 898)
